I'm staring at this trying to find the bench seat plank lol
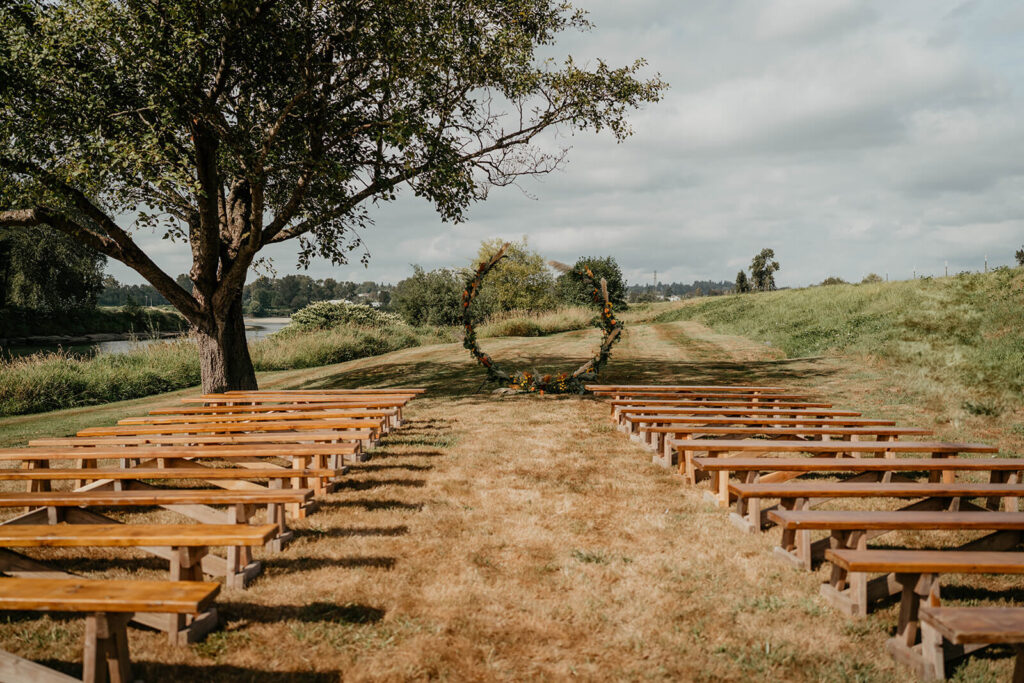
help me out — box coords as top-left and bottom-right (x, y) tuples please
(26, 435), (363, 450)
(0, 467), (338, 481)
(0, 576), (219, 613)
(78, 419), (382, 437)
(827, 549), (1024, 574)
(921, 607), (1024, 645)
(697, 457), (1020, 472)
(679, 439), (996, 453)
(769, 510), (1024, 531)
(730, 482), (1023, 498)
(0, 523), (276, 547)
(121, 409), (396, 425)
(0, 488), (310, 507)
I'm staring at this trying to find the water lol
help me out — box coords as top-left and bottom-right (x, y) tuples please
(5, 317), (292, 358)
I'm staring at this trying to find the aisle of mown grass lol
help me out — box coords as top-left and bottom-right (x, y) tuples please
(657, 268), (1024, 404)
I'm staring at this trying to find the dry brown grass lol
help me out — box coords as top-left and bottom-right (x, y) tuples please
(0, 319), (1020, 680)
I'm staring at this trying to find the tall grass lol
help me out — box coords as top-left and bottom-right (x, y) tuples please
(657, 268), (1024, 399)
(0, 339), (200, 415)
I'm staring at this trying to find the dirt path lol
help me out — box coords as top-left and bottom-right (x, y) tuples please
(0, 322), (1018, 680)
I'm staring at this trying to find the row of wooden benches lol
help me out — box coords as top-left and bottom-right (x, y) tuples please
(0, 387), (425, 683)
(587, 383), (1024, 681)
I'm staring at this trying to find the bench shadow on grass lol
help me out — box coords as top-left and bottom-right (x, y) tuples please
(286, 352), (840, 399)
(294, 525), (409, 540)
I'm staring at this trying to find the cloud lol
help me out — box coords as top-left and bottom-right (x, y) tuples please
(106, 0), (1024, 290)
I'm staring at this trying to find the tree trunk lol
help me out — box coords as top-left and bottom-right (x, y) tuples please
(196, 291), (258, 394)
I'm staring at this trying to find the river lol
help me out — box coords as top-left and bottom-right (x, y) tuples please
(4, 317), (292, 358)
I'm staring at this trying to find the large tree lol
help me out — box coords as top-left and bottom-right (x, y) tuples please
(0, 1), (664, 391)
(750, 248), (780, 292)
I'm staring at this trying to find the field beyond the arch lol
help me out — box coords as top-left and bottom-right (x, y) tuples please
(0, 312), (1021, 681)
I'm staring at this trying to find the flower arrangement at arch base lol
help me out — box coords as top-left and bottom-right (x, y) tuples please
(461, 243), (623, 395)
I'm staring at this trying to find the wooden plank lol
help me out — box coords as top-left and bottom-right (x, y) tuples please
(0, 649), (80, 683)
(644, 417), (897, 428)
(921, 607), (1024, 645)
(2, 443), (358, 461)
(769, 510), (1024, 531)
(621, 407), (863, 417)
(220, 388), (425, 394)
(78, 419), (382, 437)
(28, 434), (362, 450)
(609, 399), (831, 408)
(0, 577), (219, 613)
(826, 549), (1024, 574)
(0, 489), (311, 507)
(730, 482), (1024, 498)
(149, 403), (399, 416)
(665, 426), (930, 437)
(585, 384), (788, 392)
(0, 523), (276, 547)
(695, 457), (1020, 471)
(678, 439), (996, 453)
(0, 467), (339, 481)
(122, 409), (395, 425)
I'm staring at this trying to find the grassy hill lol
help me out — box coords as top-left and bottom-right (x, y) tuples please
(656, 268), (1024, 409)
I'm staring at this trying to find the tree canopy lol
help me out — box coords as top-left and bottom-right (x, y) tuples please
(733, 270), (750, 294)
(555, 256), (626, 307)
(0, 226), (105, 312)
(0, 0), (665, 390)
(750, 248), (780, 292)
(473, 238), (556, 312)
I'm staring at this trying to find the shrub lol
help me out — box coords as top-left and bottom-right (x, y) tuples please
(555, 256), (628, 308)
(861, 273), (884, 284)
(289, 301), (403, 331)
(820, 277), (847, 286)
(391, 266), (464, 326)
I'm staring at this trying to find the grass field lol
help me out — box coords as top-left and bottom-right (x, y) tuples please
(0, 308), (1022, 681)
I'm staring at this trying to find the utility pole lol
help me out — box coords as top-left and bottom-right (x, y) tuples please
(985, 255), (988, 273)
(945, 261), (948, 277)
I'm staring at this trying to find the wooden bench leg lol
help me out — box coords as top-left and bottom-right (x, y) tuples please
(83, 612), (132, 683)
(886, 572), (940, 678)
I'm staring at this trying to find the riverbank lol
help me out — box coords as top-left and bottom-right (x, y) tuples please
(0, 306), (187, 347)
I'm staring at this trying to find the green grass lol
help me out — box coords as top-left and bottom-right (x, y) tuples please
(656, 268), (1024, 400)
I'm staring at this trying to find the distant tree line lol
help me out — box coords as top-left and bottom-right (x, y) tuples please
(627, 280), (734, 301)
(243, 276), (392, 317)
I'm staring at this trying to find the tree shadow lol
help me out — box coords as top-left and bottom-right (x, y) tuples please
(263, 556), (396, 572)
(329, 478), (426, 491)
(355, 463), (433, 473)
(287, 351), (840, 400)
(317, 499), (423, 512)
(294, 525), (409, 540)
(133, 664), (339, 682)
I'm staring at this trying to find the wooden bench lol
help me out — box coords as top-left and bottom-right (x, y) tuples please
(0, 577), (219, 682)
(149, 403), (402, 428)
(0, 487), (311, 562)
(642, 417), (901, 459)
(647, 425), (931, 465)
(728, 481), (1023, 548)
(767, 507), (1024, 569)
(825, 549), (1024, 678)
(0, 523), (274, 642)
(78, 418), (384, 441)
(919, 607), (1024, 681)
(29, 432), (366, 453)
(586, 384), (788, 394)
(608, 398), (832, 423)
(619, 406), (863, 431)
(3, 443), (358, 501)
(121, 408), (399, 430)
(220, 387), (426, 394)
(679, 439), (997, 493)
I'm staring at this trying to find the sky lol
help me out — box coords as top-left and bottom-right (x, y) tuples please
(107, 0), (1024, 289)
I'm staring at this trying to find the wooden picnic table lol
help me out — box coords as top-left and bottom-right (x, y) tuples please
(918, 606), (1024, 681)
(768, 506), (1024, 570)
(0, 523), (274, 642)
(676, 439), (997, 493)
(0, 576), (219, 681)
(825, 549), (1024, 679)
